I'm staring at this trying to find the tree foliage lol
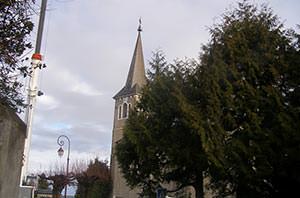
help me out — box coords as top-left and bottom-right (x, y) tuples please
(116, 1), (300, 198)
(198, 1), (300, 197)
(0, 0), (35, 112)
(38, 173), (50, 190)
(74, 158), (111, 198)
(39, 166), (74, 198)
(116, 51), (207, 198)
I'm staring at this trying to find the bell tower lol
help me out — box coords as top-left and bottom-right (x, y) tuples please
(111, 21), (146, 198)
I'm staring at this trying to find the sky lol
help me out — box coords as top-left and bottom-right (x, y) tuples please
(24, 0), (299, 173)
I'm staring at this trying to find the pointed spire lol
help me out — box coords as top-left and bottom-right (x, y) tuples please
(114, 20), (146, 99)
(125, 21), (146, 88)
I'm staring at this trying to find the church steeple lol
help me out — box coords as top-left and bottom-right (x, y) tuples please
(111, 21), (146, 198)
(114, 21), (146, 99)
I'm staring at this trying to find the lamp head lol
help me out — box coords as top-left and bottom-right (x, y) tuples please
(57, 147), (64, 157)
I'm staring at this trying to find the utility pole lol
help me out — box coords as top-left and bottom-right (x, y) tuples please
(20, 0), (48, 185)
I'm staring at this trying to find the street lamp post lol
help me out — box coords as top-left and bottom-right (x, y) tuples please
(57, 135), (70, 198)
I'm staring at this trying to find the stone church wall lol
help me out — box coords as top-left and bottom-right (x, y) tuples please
(0, 103), (26, 198)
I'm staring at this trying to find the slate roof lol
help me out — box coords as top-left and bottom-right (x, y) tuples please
(114, 29), (146, 99)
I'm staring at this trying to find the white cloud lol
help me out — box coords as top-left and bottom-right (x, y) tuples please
(43, 122), (72, 131)
(48, 65), (102, 96)
(37, 94), (60, 110)
(71, 81), (102, 96)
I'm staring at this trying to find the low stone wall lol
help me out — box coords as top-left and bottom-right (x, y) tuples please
(0, 103), (26, 198)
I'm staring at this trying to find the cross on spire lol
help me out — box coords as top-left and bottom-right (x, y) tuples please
(138, 17), (142, 32)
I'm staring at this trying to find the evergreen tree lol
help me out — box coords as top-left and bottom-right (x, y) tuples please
(0, 0), (35, 112)
(116, 51), (208, 198)
(194, 1), (300, 197)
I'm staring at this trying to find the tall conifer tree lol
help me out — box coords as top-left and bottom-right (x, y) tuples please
(193, 1), (300, 197)
(116, 1), (300, 198)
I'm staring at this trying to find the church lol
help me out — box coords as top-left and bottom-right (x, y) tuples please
(110, 22), (146, 198)
(109, 23), (197, 198)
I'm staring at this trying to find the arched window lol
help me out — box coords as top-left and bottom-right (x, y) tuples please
(122, 103), (128, 118)
(128, 103), (132, 116)
(118, 105), (122, 119)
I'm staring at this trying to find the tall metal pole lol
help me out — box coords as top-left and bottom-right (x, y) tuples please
(35, 0), (47, 54)
(21, 0), (48, 185)
(57, 135), (71, 198)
